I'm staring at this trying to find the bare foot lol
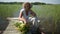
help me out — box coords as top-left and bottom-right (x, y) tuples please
(41, 32), (45, 34)
(0, 31), (2, 33)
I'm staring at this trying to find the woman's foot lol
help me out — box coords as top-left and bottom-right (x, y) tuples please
(41, 32), (45, 34)
(0, 31), (2, 33)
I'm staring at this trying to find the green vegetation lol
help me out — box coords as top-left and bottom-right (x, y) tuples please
(0, 4), (22, 18)
(0, 4), (60, 34)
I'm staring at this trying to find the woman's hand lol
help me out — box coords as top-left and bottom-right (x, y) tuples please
(32, 13), (36, 16)
(23, 18), (28, 23)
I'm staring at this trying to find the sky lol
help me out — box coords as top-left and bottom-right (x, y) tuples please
(0, 0), (60, 4)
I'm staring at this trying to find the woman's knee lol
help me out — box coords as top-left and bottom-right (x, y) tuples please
(32, 17), (36, 20)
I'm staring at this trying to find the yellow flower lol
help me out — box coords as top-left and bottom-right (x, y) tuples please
(20, 23), (25, 27)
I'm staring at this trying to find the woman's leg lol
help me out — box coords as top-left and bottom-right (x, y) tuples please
(28, 17), (40, 34)
(30, 17), (40, 27)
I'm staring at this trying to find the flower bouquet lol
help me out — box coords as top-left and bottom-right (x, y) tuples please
(14, 22), (30, 34)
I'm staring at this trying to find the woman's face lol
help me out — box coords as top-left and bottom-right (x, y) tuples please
(25, 4), (31, 10)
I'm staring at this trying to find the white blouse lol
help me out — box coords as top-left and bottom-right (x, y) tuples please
(20, 8), (31, 19)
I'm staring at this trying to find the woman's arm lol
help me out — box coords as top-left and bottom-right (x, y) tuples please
(19, 11), (27, 23)
(30, 10), (37, 16)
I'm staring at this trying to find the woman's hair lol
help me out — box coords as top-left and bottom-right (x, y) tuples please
(22, 2), (32, 8)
